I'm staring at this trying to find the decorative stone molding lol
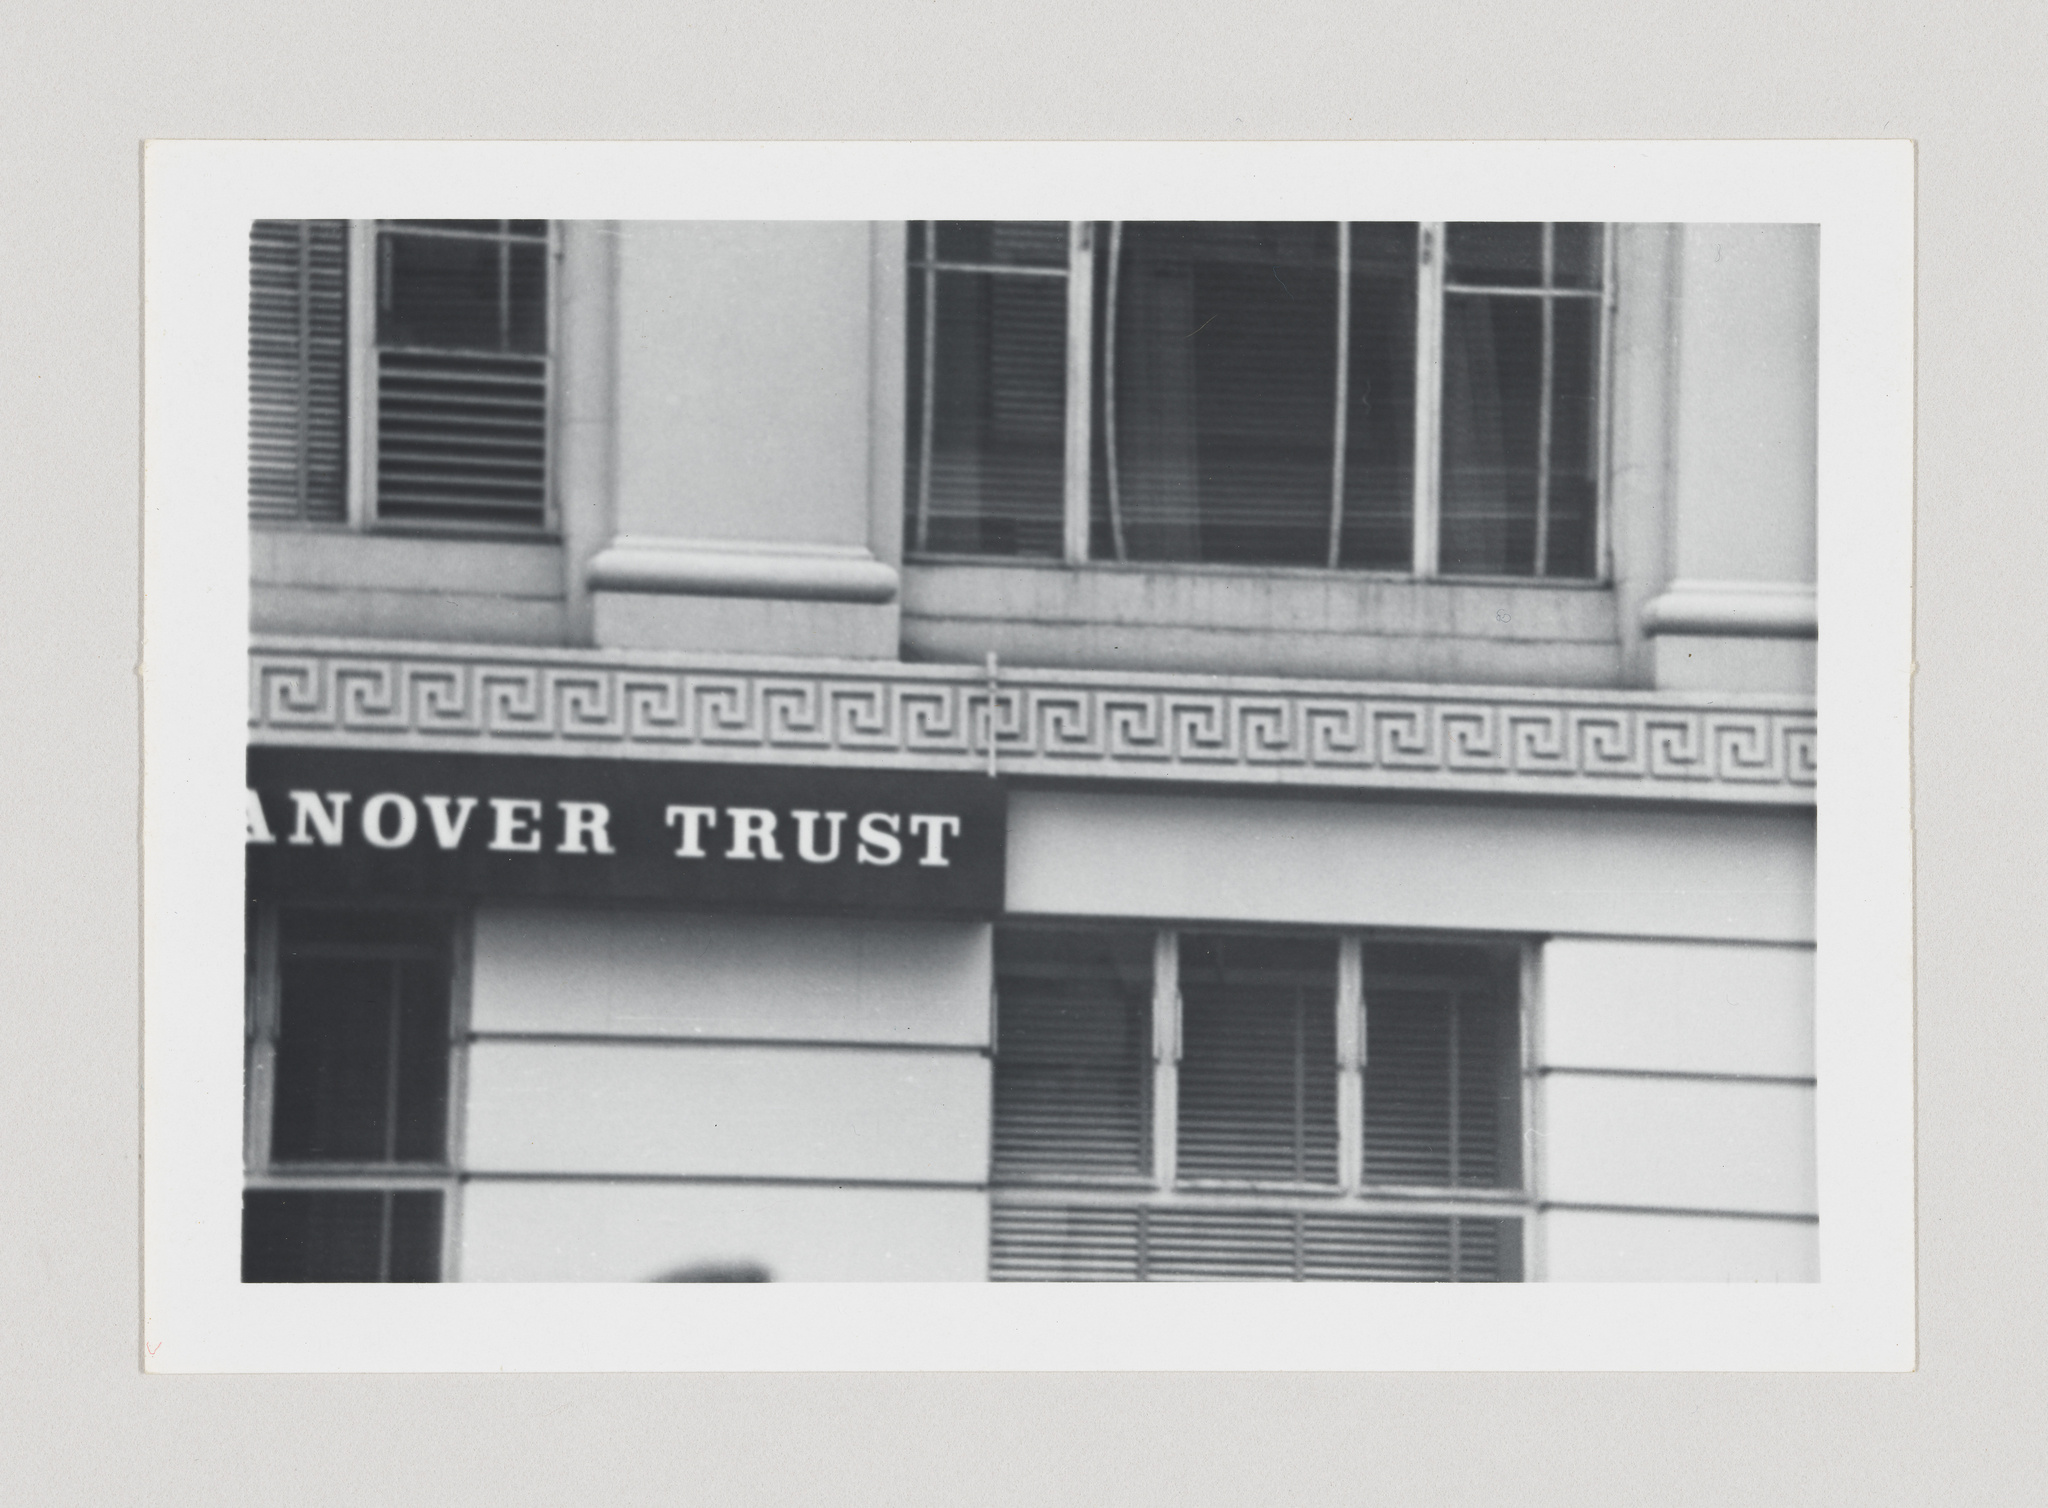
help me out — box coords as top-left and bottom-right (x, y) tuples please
(587, 536), (899, 603)
(250, 637), (1816, 806)
(1642, 580), (1818, 639)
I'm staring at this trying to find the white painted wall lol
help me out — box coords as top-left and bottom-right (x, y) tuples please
(1007, 790), (1815, 943)
(460, 1181), (987, 1282)
(471, 907), (991, 1046)
(458, 906), (992, 1280)
(1535, 935), (1817, 1279)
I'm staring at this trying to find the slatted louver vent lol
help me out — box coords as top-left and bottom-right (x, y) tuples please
(991, 1204), (1520, 1282)
(248, 220), (348, 522)
(375, 351), (549, 526)
(989, 1204), (1141, 1280)
(373, 220), (550, 529)
(1176, 933), (1339, 1186)
(992, 929), (1153, 1181)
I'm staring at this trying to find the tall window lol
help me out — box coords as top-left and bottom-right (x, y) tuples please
(242, 908), (460, 1283)
(247, 219), (554, 531)
(905, 221), (1609, 580)
(990, 927), (1526, 1282)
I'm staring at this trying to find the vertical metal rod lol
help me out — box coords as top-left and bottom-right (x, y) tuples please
(1102, 221), (1127, 561)
(1411, 223), (1444, 578)
(914, 222), (938, 554)
(1061, 221), (1095, 564)
(1534, 223), (1556, 578)
(1327, 222), (1352, 569)
(984, 651), (1000, 778)
(378, 1190), (395, 1284)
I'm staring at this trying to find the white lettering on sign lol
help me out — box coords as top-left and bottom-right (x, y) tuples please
(246, 789), (276, 845)
(422, 795), (478, 850)
(361, 792), (418, 849)
(246, 788), (971, 872)
(907, 814), (962, 867)
(556, 801), (615, 855)
(488, 798), (545, 853)
(856, 811), (902, 865)
(665, 805), (720, 858)
(724, 808), (783, 861)
(288, 791), (351, 846)
(790, 810), (845, 864)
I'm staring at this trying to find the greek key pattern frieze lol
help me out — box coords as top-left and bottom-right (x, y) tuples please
(250, 641), (1816, 804)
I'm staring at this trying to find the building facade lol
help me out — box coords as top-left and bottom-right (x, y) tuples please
(242, 220), (1817, 1283)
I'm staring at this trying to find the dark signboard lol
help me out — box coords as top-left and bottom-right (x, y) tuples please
(246, 747), (1006, 917)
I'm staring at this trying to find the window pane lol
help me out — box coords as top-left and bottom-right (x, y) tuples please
(932, 220), (1068, 267)
(1439, 291), (1543, 575)
(1340, 225), (1418, 569)
(1177, 932), (1338, 1184)
(1551, 222), (1603, 290)
(242, 1189), (443, 1282)
(1091, 223), (1339, 566)
(506, 241), (548, 354)
(1362, 946), (1521, 1190)
(270, 942), (449, 1166)
(1546, 296), (1602, 578)
(993, 929), (1152, 1180)
(906, 265), (1068, 557)
(1445, 222), (1543, 287)
(377, 229), (507, 350)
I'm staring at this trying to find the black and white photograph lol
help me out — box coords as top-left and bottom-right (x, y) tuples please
(140, 143), (1913, 1369)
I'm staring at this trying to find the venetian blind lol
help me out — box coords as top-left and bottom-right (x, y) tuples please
(248, 220), (349, 522)
(990, 928), (1153, 1182)
(1176, 932), (1340, 1185)
(1361, 945), (1521, 1190)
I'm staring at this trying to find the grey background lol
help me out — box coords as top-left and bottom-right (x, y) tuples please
(0, 1), (2031, 1501)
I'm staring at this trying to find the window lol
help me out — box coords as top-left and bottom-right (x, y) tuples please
(248, 219), (555, 531)
(905, 221), (1610, 580)
(990, 926), (1525, 1281)
(242, 908), (461, 1282)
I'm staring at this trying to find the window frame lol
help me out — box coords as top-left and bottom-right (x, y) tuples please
(989, 921), (1537, 1279)
(905, 220), (1617, 585)
(243, 903), (471, 1282)
(249, 219), (563, 541)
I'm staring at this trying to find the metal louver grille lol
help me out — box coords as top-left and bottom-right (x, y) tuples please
(991, 1203), (1519, 1282)
(249, 220), (348, 522)
(375, 351), (549, 527)
(992, 929), (1152, 1181)
(1177, 934), (1339, 1185)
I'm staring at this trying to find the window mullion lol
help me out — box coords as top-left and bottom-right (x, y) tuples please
(1534, 223), (1556, 577)
(1151, 929), (1179, 1190)
(1062, 220), (1096, 565)
(245, 905), (279, 1172)
(1335, 936), (1363, 1194)
(1326, 222), (1352, 569)
(1411, 222), (1445, 578)
(1594, 224), (1616, 583)
(914, 222), (938, 554)
(346, 220), (376, 527)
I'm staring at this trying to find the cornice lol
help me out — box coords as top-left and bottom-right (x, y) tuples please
(249, 636), (1816, 806)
